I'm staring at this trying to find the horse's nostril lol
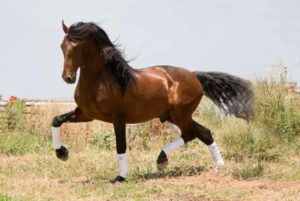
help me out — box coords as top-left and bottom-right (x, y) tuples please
(63, 71), (77, 83)
(66, 76), (72, 83)
(63, 74), (76, 83)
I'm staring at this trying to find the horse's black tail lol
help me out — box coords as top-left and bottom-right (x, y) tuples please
(194, 71), (254, 121)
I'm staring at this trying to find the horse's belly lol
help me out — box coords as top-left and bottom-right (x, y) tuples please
(125, 112), (164, 124)
(124, 98), (169, 123)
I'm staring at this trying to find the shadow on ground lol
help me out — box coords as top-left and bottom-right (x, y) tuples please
(77, 165), (207, 185)
(132, 165), (207, 181)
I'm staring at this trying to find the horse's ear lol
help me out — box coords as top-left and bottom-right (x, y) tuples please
(62, 20), (69, 34)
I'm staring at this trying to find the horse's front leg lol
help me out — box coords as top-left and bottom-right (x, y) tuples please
(51, 107), (93, 160)
(110, 122), (128, 183)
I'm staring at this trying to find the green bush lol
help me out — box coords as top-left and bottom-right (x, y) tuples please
(223, 124), (278, 161)
(90, 130), (116, 150)
(0, 131), (50, 155)
(255, 80), (300, 141)
(0, 99), (25, 132)
(0, 99), (50, 155)
(222, 77), (300, 163)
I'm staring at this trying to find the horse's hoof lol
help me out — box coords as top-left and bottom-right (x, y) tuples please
(215, 159), (224, 170)
(110, 176), (126, 184)
(157, 150), (168, 171)
(157, 161), (169, 171)
(55, 146), (69, 161)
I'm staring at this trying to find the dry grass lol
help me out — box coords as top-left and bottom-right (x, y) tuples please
(0, 146), (300, 201)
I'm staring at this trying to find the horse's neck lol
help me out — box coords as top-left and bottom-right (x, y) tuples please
(77, 68), (118, 94)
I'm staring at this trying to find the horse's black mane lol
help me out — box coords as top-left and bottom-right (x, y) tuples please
(67, 22), (135, 94)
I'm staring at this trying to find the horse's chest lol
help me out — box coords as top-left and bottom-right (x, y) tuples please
(74, 86), (114, 122)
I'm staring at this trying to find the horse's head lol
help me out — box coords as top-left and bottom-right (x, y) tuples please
(60, 21), (134, 92)
(60, 21), (102, 84)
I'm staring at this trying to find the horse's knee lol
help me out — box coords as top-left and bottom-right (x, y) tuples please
(52, 116), (63, 127)
(52, 110), (76, 127)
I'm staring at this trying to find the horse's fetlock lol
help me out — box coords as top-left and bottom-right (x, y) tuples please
(52, 116), (63, 127)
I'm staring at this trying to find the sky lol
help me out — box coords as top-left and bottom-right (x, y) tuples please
(0, 0), (300, 99)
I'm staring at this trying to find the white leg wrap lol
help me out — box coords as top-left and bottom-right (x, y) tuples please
(162, 137), (185, 156)
(51, 127), (62, 149)
(208, 142), (224, 169)
(117, 153), (128, 178)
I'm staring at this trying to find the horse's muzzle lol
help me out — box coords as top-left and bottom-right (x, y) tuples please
(63, 72), (76, 84)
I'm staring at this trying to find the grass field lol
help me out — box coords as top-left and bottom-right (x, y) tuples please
(0, 79), (300, 201)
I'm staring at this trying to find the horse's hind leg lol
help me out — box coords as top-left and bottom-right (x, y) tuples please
(157, 118), (224, 170)
(156, 124), (186, 170)
(156, 117), (194, 170)
(191, 120), (224, 169)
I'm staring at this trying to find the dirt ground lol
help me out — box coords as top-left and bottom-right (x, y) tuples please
(1, 166), (300, 201)
(148, 172), (300, 201)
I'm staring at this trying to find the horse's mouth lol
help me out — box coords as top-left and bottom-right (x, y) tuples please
(62, 72), (77, 84)
(64, 78), (76, 84)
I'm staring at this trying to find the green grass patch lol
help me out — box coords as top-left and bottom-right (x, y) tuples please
(0, 193), (31, 201)
(0, 131), (50, 155)
(232, 162), (264, 180)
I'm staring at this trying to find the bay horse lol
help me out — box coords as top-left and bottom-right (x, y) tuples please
(52, 21), (254, 183)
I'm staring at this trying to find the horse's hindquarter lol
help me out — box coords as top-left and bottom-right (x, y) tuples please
(152, 66), (203, 125)
(162, 66), (203, 106)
